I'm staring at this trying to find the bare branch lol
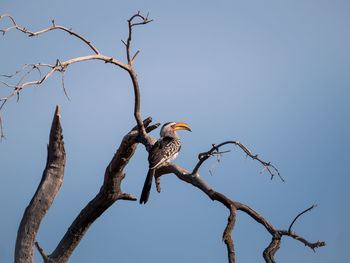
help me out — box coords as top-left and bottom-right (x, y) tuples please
(209, 150), (230, 176)
(124, 12), (152, 64)
(263, 236), (281, 263)
(4, 12), (323, 263)
(131, 50), (140, 65)
(0, 54), (130, 136)
(35, 242), (49, 263)
(46, 117), (158, 262)
(288, 204), (317, 234)
(120, 12), (154, 144)
(279, 229), (326, 252)
(275, 204), (326, 252)
(61, 67), (71, 101)
(118, 192), (137, 201)
(155, 157), (324, 262)
(223, 207), (236, 263)
(121, 39), (127, 46)
(193, 141), (284, 182)
(15, 105), (66, 263)
(0, 14), (100, 54)
(0, 13), (153, 146)
(0, 100), (6, 140)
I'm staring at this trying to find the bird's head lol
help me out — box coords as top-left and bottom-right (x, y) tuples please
(160, 122), (192, 137)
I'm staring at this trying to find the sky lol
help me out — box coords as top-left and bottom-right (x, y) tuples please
(0, 0), (349, 262)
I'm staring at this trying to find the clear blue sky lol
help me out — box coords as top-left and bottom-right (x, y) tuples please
(1, 1), (349, 262)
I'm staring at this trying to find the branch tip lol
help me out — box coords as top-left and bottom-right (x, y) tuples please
(288, 204), (317, 234)
(119, 193), (137, 201)
(54, 105), (61, 118)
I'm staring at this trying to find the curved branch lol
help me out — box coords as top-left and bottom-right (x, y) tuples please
(155, 153), (324, 262)
(223, 207), (236, 263)
(0, 12), (154, 149)
(122, 12), (153, 147)
(263, 236), (281, 263)
(0, 14), (100, 54)
(193, 141), (284, 182)
(288, 204), (317, 234)
(0, 55), (129, 138)
(4, 12), (324, 263)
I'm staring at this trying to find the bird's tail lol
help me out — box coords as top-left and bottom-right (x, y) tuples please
(140, 168), (155, 204)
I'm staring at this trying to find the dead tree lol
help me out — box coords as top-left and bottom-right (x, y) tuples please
(0, 13), (325, 263)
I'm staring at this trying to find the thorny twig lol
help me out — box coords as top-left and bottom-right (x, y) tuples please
(0, 14), (100, 54)
(209, 149), (231, 176)
(193, 141), (284, 182)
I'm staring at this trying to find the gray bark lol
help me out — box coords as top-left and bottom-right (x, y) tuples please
(14, 106), (66, 263)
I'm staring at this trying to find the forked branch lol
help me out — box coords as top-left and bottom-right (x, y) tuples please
(154, 146), (324, 262)
(0, 13), (153, 144)
(0, 14), (100, 54)
(5, 13), (325, 263)
(193, 141), (284, 182)
(39, 117), (159, 263)
(122, 11), (153, 65)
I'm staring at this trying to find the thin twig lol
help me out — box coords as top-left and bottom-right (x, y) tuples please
(0, 100), (6, 139)
(193, 141), (284, 182)
(279, 229), (326, 252)
(125, 13), (153, 64)
(0, 13), (154, 142)
(209, 150), (231, 176)
(0, 14), (100, 54)
(131, 50), (140, 65)
(35, 241), (48, 262)
(0, 54), (130, 137)
(61, 68), (71, 101)
(288, 204), (317, 234)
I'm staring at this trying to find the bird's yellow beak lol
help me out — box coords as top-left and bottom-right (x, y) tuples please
(174, 122), (192, 132)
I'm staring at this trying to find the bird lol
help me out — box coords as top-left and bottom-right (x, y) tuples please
(139, 122), (192, 204)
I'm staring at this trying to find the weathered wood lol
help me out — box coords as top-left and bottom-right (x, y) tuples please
(45, 118), (158, 263)
(14, 105), (66, 263)
(155, 162), (325, 263)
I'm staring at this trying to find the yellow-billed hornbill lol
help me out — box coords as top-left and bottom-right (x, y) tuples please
(140, 122), (192, 204)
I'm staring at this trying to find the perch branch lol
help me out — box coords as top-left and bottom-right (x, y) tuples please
(46, 117), (158, 263)
(5, 12), (324, 263)
(154, 152), (324, 262)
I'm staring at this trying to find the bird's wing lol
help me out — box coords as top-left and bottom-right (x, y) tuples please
(148, 136), (181, 169)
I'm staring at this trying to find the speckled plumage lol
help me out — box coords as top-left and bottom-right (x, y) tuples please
(140, 122), (190, 204)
